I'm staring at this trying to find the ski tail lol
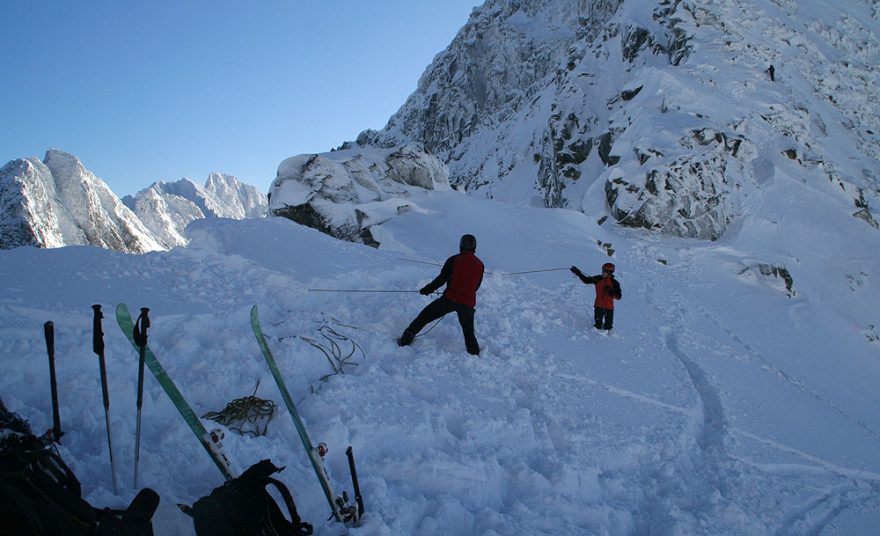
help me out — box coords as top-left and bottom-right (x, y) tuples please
(249, 305), (343, 522)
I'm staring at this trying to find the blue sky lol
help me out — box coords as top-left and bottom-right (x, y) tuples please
(0, 1), (482, 195)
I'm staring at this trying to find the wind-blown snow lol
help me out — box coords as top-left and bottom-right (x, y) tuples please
(1, 184), (878, 534)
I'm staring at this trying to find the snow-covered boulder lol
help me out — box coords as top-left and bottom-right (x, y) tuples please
(268, 145), (449, 246)
(0, 150), (163, 252)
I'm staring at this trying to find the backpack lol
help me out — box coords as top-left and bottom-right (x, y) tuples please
(188, 459), (313, 536)
(0, 398), (158, 536)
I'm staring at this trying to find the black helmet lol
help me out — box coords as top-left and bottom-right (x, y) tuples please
(459, 234), (477, 251)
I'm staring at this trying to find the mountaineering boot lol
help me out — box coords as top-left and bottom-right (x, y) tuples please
(397, 330), (415, 347)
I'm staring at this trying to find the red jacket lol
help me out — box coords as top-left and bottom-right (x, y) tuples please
(575, 273), (622, 309)
(422, 252), (484, 308)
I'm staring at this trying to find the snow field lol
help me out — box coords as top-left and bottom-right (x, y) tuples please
(1, 187), (879, 534)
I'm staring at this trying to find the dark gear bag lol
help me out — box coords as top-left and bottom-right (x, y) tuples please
(190, 459), (313, 536)
(1, 399), (96, 536)
(0, 399), (159, 536)
(93, 488), (160, 536)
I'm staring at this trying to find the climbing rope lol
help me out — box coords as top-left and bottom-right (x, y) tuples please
(501, 267), (571, 276)
(299, 323), (366, 380)
(202, 381), (277, 438)
(307, 289), (420, 293)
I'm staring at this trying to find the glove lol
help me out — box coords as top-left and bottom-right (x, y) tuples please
(605, 287), (615, 296)
(570, 266), (581, 275)
(419, 286), (431, 296)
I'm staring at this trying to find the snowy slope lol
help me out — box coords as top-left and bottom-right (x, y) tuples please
(1, 183), (878, 534)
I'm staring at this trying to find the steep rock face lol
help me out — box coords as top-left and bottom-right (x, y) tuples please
(358, 0), (879, 240)
(203, 173), (267, 219)
(0, 150), (163, 252)
(604, 128), (751, 240)
(0, 158), (65, 249)
(124, 174), (267, 248)
(124, 186), (205, 248)
(268, 146), (449, 246)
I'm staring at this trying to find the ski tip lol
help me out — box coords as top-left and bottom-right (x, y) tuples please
(177, 503), (194, 517)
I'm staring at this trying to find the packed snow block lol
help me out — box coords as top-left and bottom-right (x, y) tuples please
(268, 145), (449, 247)
(737, 263), (796, 297)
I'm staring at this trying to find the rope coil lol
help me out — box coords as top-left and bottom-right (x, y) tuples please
(203, 382), (277, 437)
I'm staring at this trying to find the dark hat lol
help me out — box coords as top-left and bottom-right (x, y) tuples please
(459, 234), (477, 251)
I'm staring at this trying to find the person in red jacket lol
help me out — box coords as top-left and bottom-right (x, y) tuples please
(570, 262), (622, 330)
(398, 234), (484, 355)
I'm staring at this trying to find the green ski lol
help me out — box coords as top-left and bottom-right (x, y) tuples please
(250, 305), (343, 522)
(116, 303), (237, 481)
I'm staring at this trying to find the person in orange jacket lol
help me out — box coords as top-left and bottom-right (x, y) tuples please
(570, 262), (622, 330)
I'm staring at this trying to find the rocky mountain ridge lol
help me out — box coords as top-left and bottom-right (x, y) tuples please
(0, 150), (266, 252)
(340, 0), (879, 242)
(123, 174), (267, 249)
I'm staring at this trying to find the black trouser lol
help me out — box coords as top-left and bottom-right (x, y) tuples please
(594, 307), (614, 330)
(405, 297), (480, 355)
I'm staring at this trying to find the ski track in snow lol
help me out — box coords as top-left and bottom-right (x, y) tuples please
(632, 241), (880, 535)
(633, 251), (740, 532)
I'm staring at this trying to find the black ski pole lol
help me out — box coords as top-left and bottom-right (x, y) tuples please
(93, 305), (119, 494)
(133, 307), (150, 488)
(44, 321), (63, 442)
(346, 446), (364, 517)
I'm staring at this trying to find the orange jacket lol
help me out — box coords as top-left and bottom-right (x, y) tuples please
(575, 273), (622, 309)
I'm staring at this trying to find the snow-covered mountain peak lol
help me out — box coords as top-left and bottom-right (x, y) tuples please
(124, 173), (268, 249)
(0, 150), (164, 252)
(1, 151), (268, 252)
(43, 148), (87, 178)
